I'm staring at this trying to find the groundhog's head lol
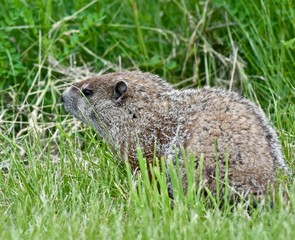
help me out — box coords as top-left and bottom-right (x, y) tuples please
(61, 71), (172, 138)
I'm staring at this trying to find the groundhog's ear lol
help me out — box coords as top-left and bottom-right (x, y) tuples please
(113, 80), (128, 100)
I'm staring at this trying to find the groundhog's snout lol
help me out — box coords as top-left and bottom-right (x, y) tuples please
(61, 87), (73, 111)
(61, 89), (66, 103)
(61, 89), (69, 103)
(61, 86), (75, 116)
(61, 86), (73, 104)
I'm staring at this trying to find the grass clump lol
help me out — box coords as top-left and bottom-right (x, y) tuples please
(0, 0), (294, 239)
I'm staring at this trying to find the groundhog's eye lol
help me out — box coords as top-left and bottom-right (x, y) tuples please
(82, 89), (93, 97)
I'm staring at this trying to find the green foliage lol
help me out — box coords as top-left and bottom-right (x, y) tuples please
(0, 131), (294, 239)
(0, 0), (294, 239)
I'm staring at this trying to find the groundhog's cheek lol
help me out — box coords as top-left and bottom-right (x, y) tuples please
(74, 99), (87, 114)
(64, 100), (79, 117)
(62, 96), (81, 118)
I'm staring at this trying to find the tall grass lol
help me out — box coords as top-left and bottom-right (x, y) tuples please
(0, 0), (294, 239)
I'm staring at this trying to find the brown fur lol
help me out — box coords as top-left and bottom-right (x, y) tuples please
(61, 71), (287, 198)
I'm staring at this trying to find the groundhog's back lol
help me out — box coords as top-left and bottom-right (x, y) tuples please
(164, 87), (282, 195)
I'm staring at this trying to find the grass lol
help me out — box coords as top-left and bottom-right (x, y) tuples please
(0, 0), (294, 239)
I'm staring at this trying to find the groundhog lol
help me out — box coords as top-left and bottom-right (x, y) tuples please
(61, 70), (288, 198)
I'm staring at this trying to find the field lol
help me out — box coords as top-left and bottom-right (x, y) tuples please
(0, 0), (294, 239)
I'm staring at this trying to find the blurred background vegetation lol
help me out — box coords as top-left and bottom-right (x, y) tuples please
(0, 0), (294, 162)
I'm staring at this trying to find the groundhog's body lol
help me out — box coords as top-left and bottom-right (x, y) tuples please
(61, 71), (287, 197)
